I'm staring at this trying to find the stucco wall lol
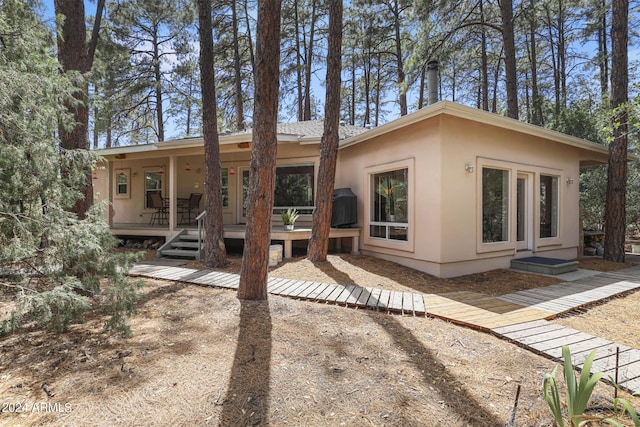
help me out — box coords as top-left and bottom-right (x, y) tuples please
(336, 117), (444, 272)
(100, 142), (321, 227)
(337, 113), (583, 278)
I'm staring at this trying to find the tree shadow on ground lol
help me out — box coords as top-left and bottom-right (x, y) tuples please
(219, 299), (272, 426)
(316, 261), (505, 425)
(316, 253), (562, 296)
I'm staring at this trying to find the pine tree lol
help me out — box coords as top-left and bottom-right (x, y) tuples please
(0, 0), (140, 336)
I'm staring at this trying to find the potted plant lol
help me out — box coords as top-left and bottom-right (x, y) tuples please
(281, 208), (299, 231)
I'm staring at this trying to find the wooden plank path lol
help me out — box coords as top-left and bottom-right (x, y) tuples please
(129, 262), (640, 393)
(129, 263), (640, 326)
(493, 320), (640, 394)
(498, 266), (640, 315)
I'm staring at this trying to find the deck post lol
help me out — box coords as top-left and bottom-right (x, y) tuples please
(169, 155), (177, 229)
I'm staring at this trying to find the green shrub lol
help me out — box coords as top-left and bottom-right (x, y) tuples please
(543, 345), (639, 426)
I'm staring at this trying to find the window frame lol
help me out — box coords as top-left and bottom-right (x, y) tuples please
(476, 159), (516, 254)
(221, 167), (229, 209)
(481, 166), (511, 244)
(539, 173), (560, 240)
(114, 168), (130, 199)
(272, 163), (315, 215)
(364, 158), (414, 252)
(144, 170), (164, 209)
(238, 162), (317, 223)
(476, 158), (565, 253)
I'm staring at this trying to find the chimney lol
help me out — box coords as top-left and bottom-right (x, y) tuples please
(427, 60), (439, 105)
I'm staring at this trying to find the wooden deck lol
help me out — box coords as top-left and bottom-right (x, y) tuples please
(128, 263), (640, 394)
(112, 223), (361, 259)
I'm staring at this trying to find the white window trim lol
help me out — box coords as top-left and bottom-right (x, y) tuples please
(364, 158), (414, 253)
(476, 158), (565, 254)
(536, 168), (563, 247)
(477, 159), (515, 254)
(143, 168), (164, 210)
(114, 168), (131, 199)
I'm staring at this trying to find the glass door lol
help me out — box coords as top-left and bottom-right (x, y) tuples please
(516, 173), (533, 251)
(239, 168), (250, 223)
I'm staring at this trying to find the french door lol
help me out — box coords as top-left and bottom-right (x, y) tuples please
(516, 173), (533, 251)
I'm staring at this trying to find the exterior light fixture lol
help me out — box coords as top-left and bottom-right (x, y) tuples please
(229, 167), (236, 175)
(566, 177), (574, 184)
(185, 162), (191, 172)
(464, 163), (474, 173)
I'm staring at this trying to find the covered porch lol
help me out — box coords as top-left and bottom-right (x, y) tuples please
(94, 136), (324, 233)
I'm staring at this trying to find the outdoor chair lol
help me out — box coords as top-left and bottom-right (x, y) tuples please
(179, 192), (202, 224)
(148, 192), (168, 225)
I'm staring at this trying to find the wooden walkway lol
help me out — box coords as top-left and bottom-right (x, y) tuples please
(494, 320), (640, 393)
(128, 263), (640, 394)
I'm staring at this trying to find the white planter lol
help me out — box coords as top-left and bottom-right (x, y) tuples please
(284, 224), (294, 231)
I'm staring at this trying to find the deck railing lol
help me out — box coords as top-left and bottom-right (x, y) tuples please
(196, 210), (206, 259)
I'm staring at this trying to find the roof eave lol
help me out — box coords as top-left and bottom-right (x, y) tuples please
(339, 100), (635, 162)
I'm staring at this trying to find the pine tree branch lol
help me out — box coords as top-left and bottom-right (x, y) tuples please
(0, 281), (37, 294)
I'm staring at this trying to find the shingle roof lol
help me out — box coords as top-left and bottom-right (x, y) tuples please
(275, 120), (368, 140)
(223, 120), (368, 140)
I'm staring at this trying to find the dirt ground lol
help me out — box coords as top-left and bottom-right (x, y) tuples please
(1, 254), (640, 426)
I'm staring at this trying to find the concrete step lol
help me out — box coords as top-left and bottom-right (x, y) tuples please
(511, 256), (578, 275)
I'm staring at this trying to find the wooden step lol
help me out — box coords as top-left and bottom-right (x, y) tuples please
(171, 241), (201, 249)
(159, 249), (199, 259)
(178, 234), (200, 241)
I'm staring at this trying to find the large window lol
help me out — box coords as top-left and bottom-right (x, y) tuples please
(540, 175), (559, 238)
(370, 168), (408, 241)
(273, 164), (315, 214)
(144, 171), (162, 208)
(242, 164), (314, 218)
(482, 167), (510, 243)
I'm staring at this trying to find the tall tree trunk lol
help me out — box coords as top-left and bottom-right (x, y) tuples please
(499, 0), (518, 119)
(557, 0), (567, 110)
(153, 27), (164, 142)
(54, 0), (104, 218)
(197, 0), (227, 268)
(243, 0), (256, 72)
(418, 65), (426, 109)
(294, 0), (304, 121)
(303, 0), (318, 121)
(363, 58), (371, 127)
(480, 0), (489, 111)
(545, 5), (560, 121)
(604, 0), (628, 262)
(528, 0), (542, 125)
(238, 0), (282, 300)
(308, 0), (343, 262)
(392, 0), (407, 116)
(374, 53), (381, 127)
(232, 0), (246, 131)
(350, 60), (356, 124)
(598, 0), (609, 97)
(93, 104), (99, 149)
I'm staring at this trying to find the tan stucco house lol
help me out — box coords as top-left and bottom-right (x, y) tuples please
(94, 101), (612, 278)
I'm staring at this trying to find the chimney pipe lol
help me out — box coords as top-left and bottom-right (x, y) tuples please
(427, 60), (439, 105)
